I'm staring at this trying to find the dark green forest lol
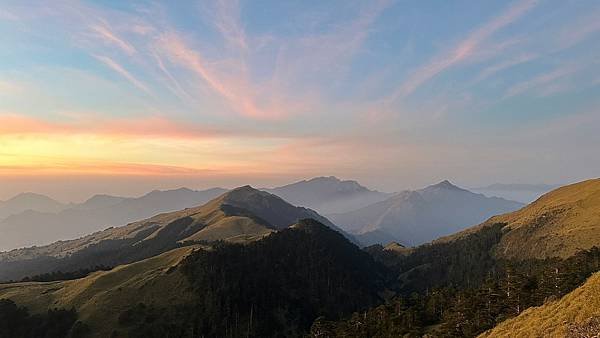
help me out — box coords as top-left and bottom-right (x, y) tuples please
(2, 220), (600, 337)
(114, 219), (388, 337)
(0, 299), (87, 338)
(311, 245), (600, 337)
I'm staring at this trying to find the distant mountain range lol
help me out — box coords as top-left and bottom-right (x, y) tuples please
(0, 176), (387, 251)
(263, 176), (392, 214)
(329, 180), (524, 246)
(0, 177), (530, 251)
(0, 187), (227, 251)
(0, 192), (67, 220)
(471, 183), (559, 203)
(0, 186), (350, 281)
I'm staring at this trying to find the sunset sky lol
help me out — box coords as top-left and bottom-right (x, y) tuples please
(1, 0), (599, 201)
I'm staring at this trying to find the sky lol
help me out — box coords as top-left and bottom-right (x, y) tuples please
(1, 0), (599, 202)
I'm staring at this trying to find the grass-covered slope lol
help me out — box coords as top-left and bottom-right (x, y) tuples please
(0, 245), (199, 337)
(479, 272), (600, 338)
(0, 220), (385, 337)
(0, 186), (345, 281)
(438, 178), (600, 260)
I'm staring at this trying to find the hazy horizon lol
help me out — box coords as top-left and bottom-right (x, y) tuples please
(0, 174), (568, 203)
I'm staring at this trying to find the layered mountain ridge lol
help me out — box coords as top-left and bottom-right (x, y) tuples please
(0, 193), (67, 220)
(330, 180), (523, 246)
(0, 187), (227, 251)
(264, 176), (392, 214)
(0, 186), (347, 281)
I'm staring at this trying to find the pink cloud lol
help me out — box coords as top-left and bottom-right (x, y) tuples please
(0, 114), (227, 139)
(93, 55), (150, 93)
(89, 21), (137, 55)
(390, 0), (538, 100)
(156, 32), (283, 119)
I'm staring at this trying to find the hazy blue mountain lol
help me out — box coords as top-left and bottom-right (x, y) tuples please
(329, 180), (524, 246)
(0, 186), (352, 281)
(71, 194), (126, 210)
(0, 193), (67, 220)
(264, 176), (392, 214)
(471, 183), (559, 203)
(0, 187), (227, 251)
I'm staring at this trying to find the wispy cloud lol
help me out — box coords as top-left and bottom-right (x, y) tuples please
(93, 55), (150, 93)
(504, 64), (580, 98)
(209, 0), (248, 51)
(556, 7), (600, 49)
(389, 0), (538, 101)
(156, 32), (280, 119)
(89, 20), (137, 55)
(472, 53), (538, 84)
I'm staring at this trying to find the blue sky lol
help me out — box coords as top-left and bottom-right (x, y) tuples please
(0, 0), (599, 201)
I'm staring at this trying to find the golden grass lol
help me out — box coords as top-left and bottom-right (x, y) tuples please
(1, 191), (270, 262)
(479, 272), (600, 338)
(437, 178), (600, 260)
(0, 245), (201, 337)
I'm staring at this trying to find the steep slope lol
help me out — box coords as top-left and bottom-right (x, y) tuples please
(441, 178), (600, 260)
(0, 220), (385, 337)
(0, 245), (199, 337)
(0, 193), (66, 220)
(0, 187), (227, 251)
(479, 272), (600, 338)
(0, 186), (346, 281)
(330, 180), (523, 246)
(265, 176), (391, 214)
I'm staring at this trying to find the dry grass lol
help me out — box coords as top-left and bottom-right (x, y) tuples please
(479, 272), (600, 338)
(438, 178), (600, 260)
(0, 245), (201, 337)
(0, 191), (270, 262)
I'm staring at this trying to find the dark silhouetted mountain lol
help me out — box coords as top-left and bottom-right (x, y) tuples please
(0, 187), (227, 251)
(0, 186), (350, 281)
(329, 180), (524, 246)
(264, 176), (392, 214)
(0, 192), (66, 220)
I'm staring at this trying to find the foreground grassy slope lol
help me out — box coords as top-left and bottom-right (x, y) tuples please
(438, 178), (600, 260)
(0, 245), (200, 337)
(479, 272), (600, 337)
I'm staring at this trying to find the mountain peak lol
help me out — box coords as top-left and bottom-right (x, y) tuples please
(426, 180), (464, 191)
(222, 185), (282, 208)
(5, 192), (56, 203)
(226, 185), (260, 196)
(309, 176), (341, 182)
